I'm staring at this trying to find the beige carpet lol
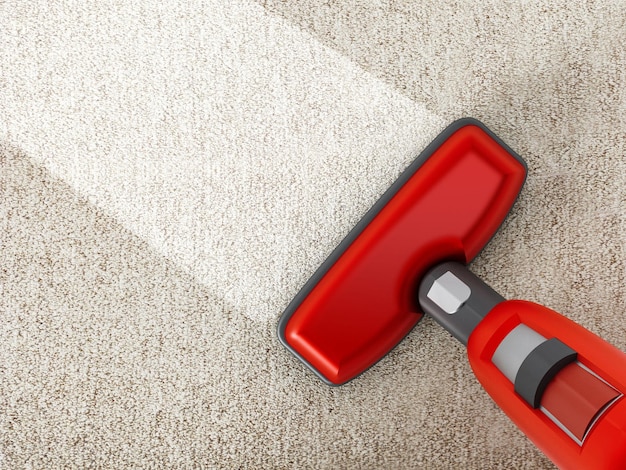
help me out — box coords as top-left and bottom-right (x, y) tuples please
(1, 1), (625, 468)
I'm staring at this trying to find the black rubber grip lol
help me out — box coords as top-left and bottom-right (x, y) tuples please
(514, 338), (578, 408)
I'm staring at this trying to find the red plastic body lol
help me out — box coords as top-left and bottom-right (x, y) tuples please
(468, 300), (626, 470)
(282, 122), (526, 384)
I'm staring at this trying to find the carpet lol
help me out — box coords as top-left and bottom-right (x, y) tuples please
(1, 1), (625, 468)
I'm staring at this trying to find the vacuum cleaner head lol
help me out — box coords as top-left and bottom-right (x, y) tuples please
(278, 118), (527, 385)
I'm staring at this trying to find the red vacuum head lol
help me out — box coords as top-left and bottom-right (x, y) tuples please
(278, 118), (527, 385)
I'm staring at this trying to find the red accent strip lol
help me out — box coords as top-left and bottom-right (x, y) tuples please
(541, 363), (621, 442)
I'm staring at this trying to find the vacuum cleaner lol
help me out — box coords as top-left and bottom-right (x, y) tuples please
(277, 119), (626, 469)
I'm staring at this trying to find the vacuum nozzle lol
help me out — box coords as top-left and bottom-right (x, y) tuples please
(278, 119), (526, 384)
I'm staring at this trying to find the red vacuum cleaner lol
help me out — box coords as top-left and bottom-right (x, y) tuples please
(277, 119), (626, 469)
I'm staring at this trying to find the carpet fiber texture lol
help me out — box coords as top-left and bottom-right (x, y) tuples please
(1, 1), (625, 468)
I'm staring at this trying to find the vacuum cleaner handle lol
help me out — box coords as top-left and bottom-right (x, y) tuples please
(419, 262), (626, 470)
